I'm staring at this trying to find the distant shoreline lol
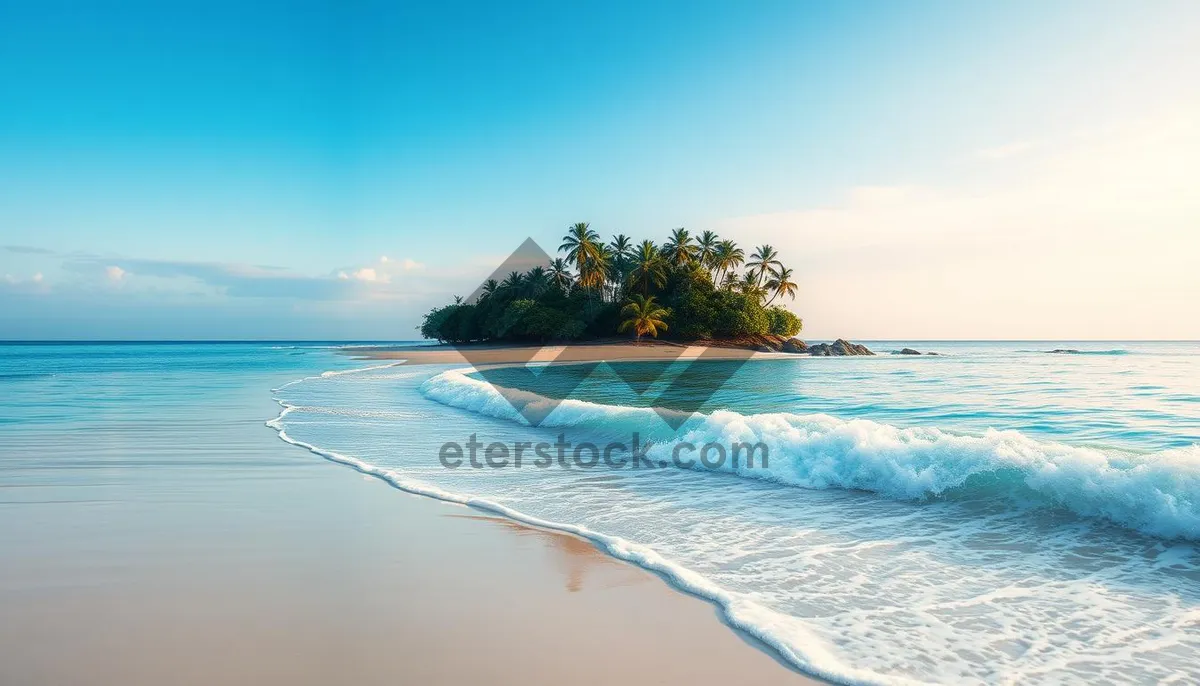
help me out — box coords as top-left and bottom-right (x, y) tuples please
(346, 338), (773, 365)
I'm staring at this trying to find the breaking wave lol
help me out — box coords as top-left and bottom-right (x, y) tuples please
(420, 368), (1200, 541)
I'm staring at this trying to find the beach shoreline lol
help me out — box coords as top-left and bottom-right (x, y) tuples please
(7, 341), (1199, 683)
(0, 362), (819, 686)
(347, 339), (776, 365)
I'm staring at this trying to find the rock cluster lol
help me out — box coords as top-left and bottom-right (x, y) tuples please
(746, 336), (872, 356)
(782, 338), (808, 353)
(807, 339), (874, 356)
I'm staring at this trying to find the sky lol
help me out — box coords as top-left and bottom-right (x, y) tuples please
(1, 0), (1198, 340)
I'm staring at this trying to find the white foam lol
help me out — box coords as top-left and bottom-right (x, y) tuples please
(272, 361), (406, 391)
(419, 368), (1200, 541)
(270, 357), (1200, 684)
(266, 361), (935, 685)
(267, 400), (916, 685)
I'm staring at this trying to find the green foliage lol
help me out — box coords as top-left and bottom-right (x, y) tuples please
(420, 304), (458, 342)
(494, 299), (537, 339)
(669, 288), (715, 339)
(513, 301), (587, 341)
(484, 299), (586, 341)
(712, 291), (769, 337)
(766, 307), (803, 337)
(419, 297), (590, 344)
(663, 268), (717, 339)
(420, 224), (803, 345)
(446, 304), (479, 342)
(618, 294), (671, 341)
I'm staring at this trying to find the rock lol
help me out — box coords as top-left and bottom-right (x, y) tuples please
(833, 338), (874, 356)
(782, 337), (808, 353)
(897, 348), (922, 355)
(808, 339), (874, 356)
(754, 345), (775, 353)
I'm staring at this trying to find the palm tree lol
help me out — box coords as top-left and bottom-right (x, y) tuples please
(618, 295), (670, 343)
(747, 245), (782, 287)
(764, 265), (798, 305)
(547, 258), (573, 292)
(608, 234), (633, 297)
(713, 240), (744, 286)
(582, 246), (610, 293)
(696, 230), (720, 274)
(480, 279), (499, 299)
(499, 270), (525, 300)
(662, 227), (697, 267)
(628, 240), (667, 295)
(559, 222), (604, 291)
(609, 234), (633, 265)
(525, 266), (550, 298)
(738, 272), (768, 302)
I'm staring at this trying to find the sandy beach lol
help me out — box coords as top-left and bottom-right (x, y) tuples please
(0, 371), (816, 686)
(349, 340), (768, 365)
(7, 340), (1200, 683)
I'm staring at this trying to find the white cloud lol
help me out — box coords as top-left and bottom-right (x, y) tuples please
(351, 267), (382, 282)
(716, 106), (1200, 339)
(333, 255), (424, 286)
(0, 271), (51, 294)
(106, 265), (126, 282)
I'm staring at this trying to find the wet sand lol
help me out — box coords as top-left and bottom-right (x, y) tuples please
(0, 390), (818, 686)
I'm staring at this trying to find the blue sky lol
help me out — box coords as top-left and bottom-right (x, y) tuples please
(2, 1), (1198, 339)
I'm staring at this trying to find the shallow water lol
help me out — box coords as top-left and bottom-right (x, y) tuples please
(4, 341), (1199, 684)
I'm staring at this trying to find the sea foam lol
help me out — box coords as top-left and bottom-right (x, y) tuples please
(420, 368), (1200, 541)
(267, 376), (904, 686)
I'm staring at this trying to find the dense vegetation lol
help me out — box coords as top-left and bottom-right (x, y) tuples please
(420, 224), (802, 344)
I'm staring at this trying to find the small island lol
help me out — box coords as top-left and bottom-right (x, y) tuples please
(421, 223), (805, 348)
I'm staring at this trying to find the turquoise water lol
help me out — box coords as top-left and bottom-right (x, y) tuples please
(4, 341), (1200, 684)
(0, 342), (367, 511)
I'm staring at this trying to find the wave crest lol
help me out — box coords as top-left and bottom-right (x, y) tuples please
(420, 368), (1200, 541)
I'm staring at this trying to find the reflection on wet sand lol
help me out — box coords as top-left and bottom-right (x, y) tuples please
(450, 514), (648, 593)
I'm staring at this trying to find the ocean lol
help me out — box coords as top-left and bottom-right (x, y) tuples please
(3, 341), (1199, 684)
